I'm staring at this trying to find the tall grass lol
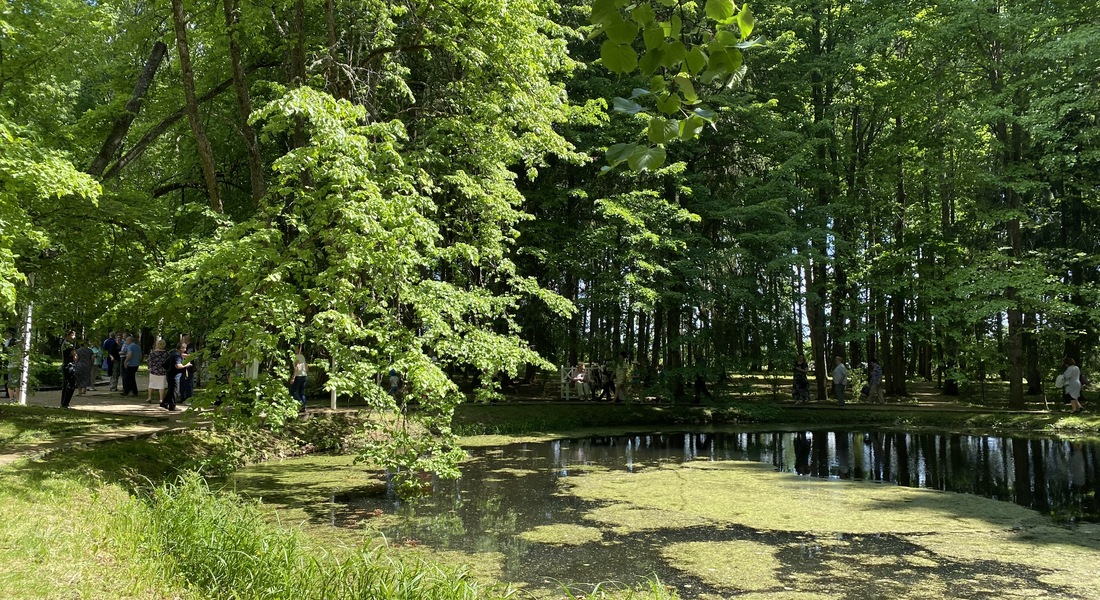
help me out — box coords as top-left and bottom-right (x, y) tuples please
(140, 473), (514, 600)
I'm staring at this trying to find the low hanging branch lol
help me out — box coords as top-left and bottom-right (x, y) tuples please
(171, 0), (223, 213)
(86, 41), (168, 177)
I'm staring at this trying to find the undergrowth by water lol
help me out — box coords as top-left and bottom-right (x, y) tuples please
(135, 473), (679, 600)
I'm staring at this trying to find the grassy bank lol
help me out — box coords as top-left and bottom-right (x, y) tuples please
(0, 410), (679, 600)
(0, 404), (147, 450)
(453, 400), (1099, 438)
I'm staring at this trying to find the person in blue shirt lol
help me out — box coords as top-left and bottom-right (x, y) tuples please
(122, 335), (142, 396)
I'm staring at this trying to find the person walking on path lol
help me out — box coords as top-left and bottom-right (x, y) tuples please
(147, 339), (170, 405)
(179, 334), (196, 402)
(793, 354), (810, 404)
(290, 346), (308, 413)
(90, 342), (102, 389)
(60, 348), (77, 409)
(122, 335), (142, 396)
(1062, 358), (1086, 414)
(60, 330), (76, 361)
(868, 357), (885, 404)
(162, 343), (192, 411)
(74, 341), (94, 395)
(832, 357), (848, 406)
(614, 352), (632, 403)
(103, 333), (122, 392)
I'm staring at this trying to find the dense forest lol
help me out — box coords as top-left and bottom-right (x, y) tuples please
(2, 0), (1099, 424)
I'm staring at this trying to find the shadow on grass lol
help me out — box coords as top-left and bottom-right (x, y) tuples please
(0, 404), (151, 449)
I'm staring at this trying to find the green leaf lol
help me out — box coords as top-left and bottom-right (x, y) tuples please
(607, 143), (639, 166)
(705, 0), (736, 21)
(680, 114), (706, 140)
(686, 46), (708, 75)
(728, 48), (744, 72)
(643, 25), (665, 50)
(647, 117), (680, 144)
(601, 40), (639, 73)
(660, 40), (688, 69)
(639, 48), (662, 74)
(628, 145), (667, 171)
(631, 3), (657, 24)
(674, 74), (698, 103)
(612, 97), (645, 114)
(693, 106), (718, 121)
(656, 93), (682, 115)
(649, 75), (668, 93)
(737, 5), (755, 39)
(630, 87), (653, 98)
(590, 0), (619, 25)
(670, 15), (683, 38)
(605, 15), (640, 44)
(716, 29), (740, 47)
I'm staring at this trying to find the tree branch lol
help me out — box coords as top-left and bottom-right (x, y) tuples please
(102, 58), (278, 180)
(87, 42), (168, 177)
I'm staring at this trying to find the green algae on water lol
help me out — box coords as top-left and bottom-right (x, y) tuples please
(660, 540), (781, 592)
(518, 523), (604, 545)
(565, 461), (1046, 534)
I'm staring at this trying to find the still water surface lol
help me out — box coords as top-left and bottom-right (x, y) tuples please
(309, 430), (1100, 596)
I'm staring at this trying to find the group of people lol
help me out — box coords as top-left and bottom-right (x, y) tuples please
(59, 331), (195, 411)
(569, 352), (635, 402)
(793, 354), (878, 407)
(795, 353), (1089, 411)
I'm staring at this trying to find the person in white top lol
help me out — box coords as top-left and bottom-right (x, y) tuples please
(290, 346), (308, 413)
(571, 362), (590, 400)
(1061, 357), (1085, 414)
(832, 357), (848, 406)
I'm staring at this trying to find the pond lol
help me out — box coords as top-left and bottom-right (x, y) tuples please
(230, 430), (1100, 598)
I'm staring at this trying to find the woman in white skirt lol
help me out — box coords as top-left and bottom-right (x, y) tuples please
(147, 339), (170, 404)
(1061, 357), (1086, 414)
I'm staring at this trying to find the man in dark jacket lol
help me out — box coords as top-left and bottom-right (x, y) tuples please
(103, 332), (122, 391)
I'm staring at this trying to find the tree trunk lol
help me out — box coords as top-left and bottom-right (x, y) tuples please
(289, 0), (309, 152)
(807, 251), (829, 400)
(223, 0), (266, 207)
(665, 298), (684, 402)
(889, 115), (908, 396)
(87, 42), (168, 177)
(1025, 312), (1041, 395)
(652, 307), (664, 372)
(171, 0), (223, 213)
